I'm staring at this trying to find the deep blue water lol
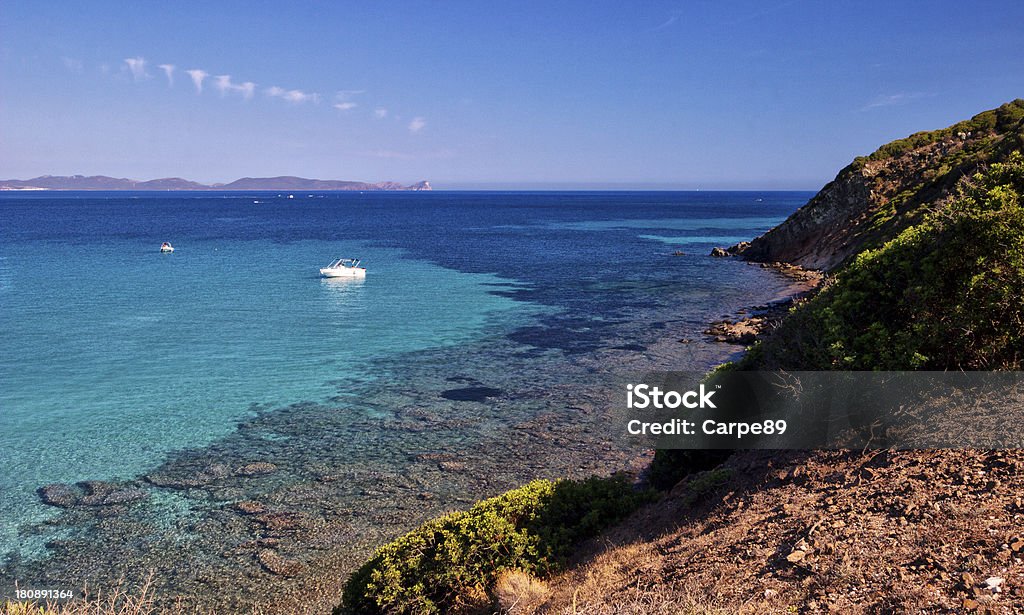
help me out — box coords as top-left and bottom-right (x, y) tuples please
(0, 190), (808, 564)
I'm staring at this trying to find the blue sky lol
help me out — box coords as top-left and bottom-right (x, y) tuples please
(1, 1), (1022, 189)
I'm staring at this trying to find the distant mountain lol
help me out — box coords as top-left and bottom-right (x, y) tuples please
(0, 174), (432, 192)
(218, 176), (430, 191)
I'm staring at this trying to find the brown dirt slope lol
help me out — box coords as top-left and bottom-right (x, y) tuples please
(539, 450), (1024, 614)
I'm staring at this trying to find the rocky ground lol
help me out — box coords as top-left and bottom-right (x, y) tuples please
(539, 449), (1024, 614)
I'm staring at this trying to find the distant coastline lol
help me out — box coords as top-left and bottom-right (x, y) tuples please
(0, 175), (431, 192)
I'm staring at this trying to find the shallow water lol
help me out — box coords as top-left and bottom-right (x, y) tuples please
(0, 190), (808, 608)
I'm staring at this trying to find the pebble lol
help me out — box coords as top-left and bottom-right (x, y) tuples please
(786, 550), (806, 563)
(984, 576), (1004, 592)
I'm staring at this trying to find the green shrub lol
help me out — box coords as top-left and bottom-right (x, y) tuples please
(646, 450), (732, 491)
(746, 152), (1024, 370)
(864, 99), (1024, 163)
(679, 468), (735, 505)
(338, 476), (653, 615)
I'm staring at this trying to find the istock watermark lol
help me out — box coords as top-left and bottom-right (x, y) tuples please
(626, 383), (717, 409)
(625, 381), (788, 440)
(615, 371), (1024, 449)
(625, 416), (788, 439)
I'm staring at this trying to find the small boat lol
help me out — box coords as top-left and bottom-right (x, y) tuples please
(320, 258), (366, 278)
(160, 242), (174, 253)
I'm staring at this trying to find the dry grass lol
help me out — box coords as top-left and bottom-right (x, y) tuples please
(494, 570), (550, 614)
(553, 590), (777, 615)
(543, 542), (788, 615)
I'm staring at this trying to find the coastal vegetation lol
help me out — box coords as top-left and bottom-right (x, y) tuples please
(337, 476), (651, 614)
(746, 151), (1024, 370)
(854, 99), (1024, 166)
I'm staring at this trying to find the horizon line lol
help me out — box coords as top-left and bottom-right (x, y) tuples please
(0, 187), (821, 193)
(0, 180), (824, 192)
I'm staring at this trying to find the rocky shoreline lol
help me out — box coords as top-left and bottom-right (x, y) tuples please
(704, 258), (823, 346)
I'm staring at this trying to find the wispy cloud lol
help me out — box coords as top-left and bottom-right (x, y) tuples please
(158, 64), (175, 87)
(113, 55), (417, 122)
(237, 81), (256, 100)
(653, 1), (802, 31)
(186, 69), (208, 93)
(124, 56), (149, 81)
(266, 86), (319, 104)
(860, 92), (933, 111)
(214, 75), (232, 95)
(651, 12), (681, 31)
(283, 89), (315, 103)
(214, 75), (256, 100)
(332, 90), (363, 111)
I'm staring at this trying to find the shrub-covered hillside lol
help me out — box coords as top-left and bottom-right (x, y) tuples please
(746, 152), (1024, 370)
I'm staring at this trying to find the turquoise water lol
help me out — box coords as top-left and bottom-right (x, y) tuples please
(0, 236), (535, 553)
(0, 191), (809, 603)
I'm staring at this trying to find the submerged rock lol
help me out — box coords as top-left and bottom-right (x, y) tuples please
(256, 549), (304, 577)
(232, 500), (267, 515)
(95, 487), (148, 506)
(38, 483), (81, 508)
(145, 463), (231, 489)
(440, 386), (503, 402)
(144, 474), (201, 489)
(254, 511), (308, 532)
(234, 462), (278, 477)
(38, 481), (148, 508)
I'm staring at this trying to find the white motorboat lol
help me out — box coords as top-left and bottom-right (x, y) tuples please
(320, 258), (366, 278)
(160, 242), (174, 253)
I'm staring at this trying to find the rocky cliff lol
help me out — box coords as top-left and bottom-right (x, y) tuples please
(734, 99), (1024, 271)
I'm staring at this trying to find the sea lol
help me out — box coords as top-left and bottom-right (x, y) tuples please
(0, 190), (809, 610)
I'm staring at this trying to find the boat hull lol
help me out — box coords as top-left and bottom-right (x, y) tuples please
(320, 267), (366, 278)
